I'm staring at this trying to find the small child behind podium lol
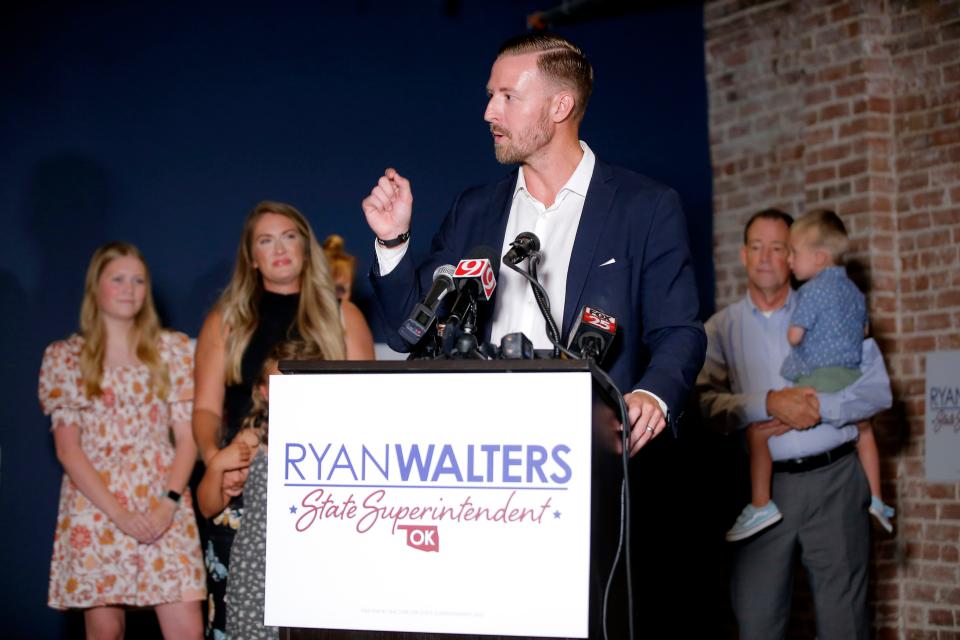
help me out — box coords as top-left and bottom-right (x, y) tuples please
(197, 340), (320, 639)
(726, 210), (895, 542)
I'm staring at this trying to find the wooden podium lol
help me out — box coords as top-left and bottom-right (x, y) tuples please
(270, 359), (625, 639)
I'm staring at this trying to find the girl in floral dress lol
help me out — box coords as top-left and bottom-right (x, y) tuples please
(38, 241), (205, 639)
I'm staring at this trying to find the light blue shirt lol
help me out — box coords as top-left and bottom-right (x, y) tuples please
(697, 290), (892, 460)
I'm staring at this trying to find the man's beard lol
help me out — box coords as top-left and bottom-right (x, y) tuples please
(492, 106), (553, 165)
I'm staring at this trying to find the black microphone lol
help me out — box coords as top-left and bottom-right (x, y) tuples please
(399, 264), (456, 345)
(445, 246), (500, 328)
(568, 306), (618, 364)
(500, 332), (534, 359)
(503, 231), (541, 265)
(502, 230), (560, 355)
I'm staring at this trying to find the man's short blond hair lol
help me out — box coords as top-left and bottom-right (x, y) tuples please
(497, 32), (594, 122)
(792, 209), (850, 262)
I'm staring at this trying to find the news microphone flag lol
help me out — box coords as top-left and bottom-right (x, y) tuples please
(569, 306), (617, 363)
(453, 257), (496, 300)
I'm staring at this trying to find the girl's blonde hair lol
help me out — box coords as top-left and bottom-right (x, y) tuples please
(79, 241), (169, 399)
(240, 340), (323, 445)
(218, 201), (345, 384)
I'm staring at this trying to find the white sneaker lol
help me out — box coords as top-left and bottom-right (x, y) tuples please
(726, 502), (783, 542)
(869, 496), (894, 534)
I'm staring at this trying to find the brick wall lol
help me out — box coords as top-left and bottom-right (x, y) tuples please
(704, 0), (960, 637)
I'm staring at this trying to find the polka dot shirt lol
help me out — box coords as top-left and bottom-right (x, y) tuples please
(781, 266), (867, 381)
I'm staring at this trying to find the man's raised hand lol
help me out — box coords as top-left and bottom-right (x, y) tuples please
(362, 168), (413, 241)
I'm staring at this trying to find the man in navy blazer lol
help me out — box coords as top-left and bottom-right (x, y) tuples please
(362, 32), (705, 455)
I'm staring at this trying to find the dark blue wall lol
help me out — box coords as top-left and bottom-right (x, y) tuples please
(0, 1), (712, 636)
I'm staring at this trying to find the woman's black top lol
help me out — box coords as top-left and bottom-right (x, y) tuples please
(221, 290), (300, 446)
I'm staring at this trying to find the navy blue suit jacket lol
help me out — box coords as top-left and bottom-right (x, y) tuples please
(371, 159), (706, 425)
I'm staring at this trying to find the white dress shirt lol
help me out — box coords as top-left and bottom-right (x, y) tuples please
(490, 141), (595, 348)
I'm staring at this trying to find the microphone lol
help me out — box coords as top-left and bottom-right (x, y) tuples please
(500, 332), (534, 359)
(399, 264), (456, 345)
(568, 306), (618, 364)
(446, 246), (499, 328)
(502, 230), (560, 355)
(503, 231), (541, 265)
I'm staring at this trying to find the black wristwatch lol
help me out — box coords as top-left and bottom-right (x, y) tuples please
(165, 489), (182, 504)
(376, 231), (410, 248)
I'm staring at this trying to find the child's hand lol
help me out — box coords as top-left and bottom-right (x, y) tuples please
(750, 418), (793, 437)
(212, 438), (253, 471)
(787, 324), (806, 346)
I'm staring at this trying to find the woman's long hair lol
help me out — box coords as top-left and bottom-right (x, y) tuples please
(79, 241), (169, 399)
(240, 340), (322, 445)
(217, 201), (345, 384)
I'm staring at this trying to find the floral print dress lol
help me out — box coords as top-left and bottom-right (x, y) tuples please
(38, 331), (206, 609)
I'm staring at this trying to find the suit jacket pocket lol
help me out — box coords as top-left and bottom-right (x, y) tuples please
(581, 257), (634, 320)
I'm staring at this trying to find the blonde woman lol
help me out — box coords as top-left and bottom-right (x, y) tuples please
(38, 242), (205, 639)
(192, 201), (373, 636)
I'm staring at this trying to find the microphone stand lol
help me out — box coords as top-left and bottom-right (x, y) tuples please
(441, 299), (488, 359)
(457, 303), (485, 359)
(504, 254), (573, 359)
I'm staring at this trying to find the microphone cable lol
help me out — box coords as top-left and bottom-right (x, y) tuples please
(527, 253), (562, 358)
(591, 364), (635, 640)
(504, 256), (576, 359)
(506, 255), (635, 639)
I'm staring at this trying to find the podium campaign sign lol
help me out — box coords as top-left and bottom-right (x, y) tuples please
(264, 370), (593, 637)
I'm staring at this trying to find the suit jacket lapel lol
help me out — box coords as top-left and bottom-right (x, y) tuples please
(562, 160), (617, 341)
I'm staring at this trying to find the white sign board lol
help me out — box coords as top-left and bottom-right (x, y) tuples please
(264, 371), (593, 638)
(926, 351), (960, 481)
